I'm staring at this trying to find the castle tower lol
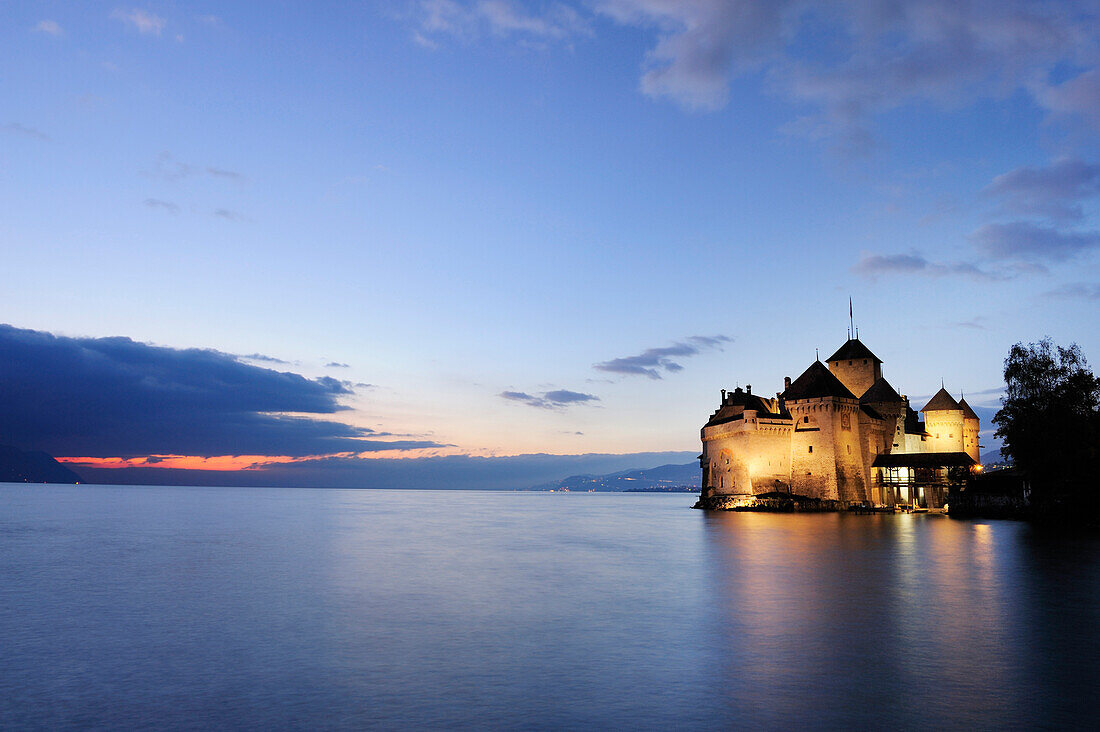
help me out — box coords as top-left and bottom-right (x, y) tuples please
(958, 396), (981, 463)
(782, 360), (868, 503)
(825, 338), (883, 399)
(921, 387), (965, 454)
(700, 386), (793, 498)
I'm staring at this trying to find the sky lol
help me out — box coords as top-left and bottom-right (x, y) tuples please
(2, 1), (1099, 488)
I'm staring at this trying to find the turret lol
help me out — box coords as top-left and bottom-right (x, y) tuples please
(921, 387), (965, 454)
(958, 396), (981, 463)
(825, 338), (883, 399)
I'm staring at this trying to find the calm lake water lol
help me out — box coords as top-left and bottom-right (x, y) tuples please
(2, 484), (1098, 729)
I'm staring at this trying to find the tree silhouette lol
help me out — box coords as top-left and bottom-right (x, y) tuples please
(993, 338), (1099, 511)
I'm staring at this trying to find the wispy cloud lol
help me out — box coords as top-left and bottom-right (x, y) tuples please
(213, 208), (248, 222)
(852, 252), (1004, 281)
(325, 362), (350, 368)
(112, 8), (167, 35)
(145, 153), (247, 183)
(239, 353), (291, 365)
(1043, 282), (1100, 300)
(594, 335), (731, 379)
(144, 198), (179, 214)
(983, 157), (1100, 221)
(409, 1), (1100, 150)
(970, 222), (1100, 263)
(414, 0), (591, 46)
(1031, 68), (1100, 131)
(2, 122), (50, 141)
(206, 166), (248, 183)
(33, 20), (63, 36)
(499, 389), (600, 409)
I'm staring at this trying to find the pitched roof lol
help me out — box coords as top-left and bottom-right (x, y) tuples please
(860, 376), (903, 403)
(782, 360), (857, 401)
(921, 387), (961, 412)
(904, 406), (926, 435)
(872, 452), (976, 468)
(706, 388), (790, 427)
(959, 397), (980, 421)
(825, 338), (882, 364)
(860, 405), (885, 420)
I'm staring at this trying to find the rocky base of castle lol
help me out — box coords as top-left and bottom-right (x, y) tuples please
(693, 492), (846, 512)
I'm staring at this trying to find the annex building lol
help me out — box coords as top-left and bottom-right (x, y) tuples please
(699, 336), (980, 509)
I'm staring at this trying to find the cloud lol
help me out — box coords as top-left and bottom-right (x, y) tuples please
(239, 352), (291, 365)
(1043, 281), (1100, 300)
(145, 153), (246, 183)
(970, 221), (1100, 263)
(214, 208), (248, 222)
(1032, 68), (1100, 131)
(206, 166), (248, 183)
(983, 157), (1100, 221)
(499, 389), (600, 409)
(414, 0), (591, 44)
(2, 123), (50, 141)
(325, 362), (350, 368)
(589, 1), (1100, 148)
(594, 335), (731, 379)
(0, 324), (440, 458)
(33, 20), (63, 36)
(146, 152), (194, 181)
(144, 198), (179, 214)
(852, 252), (1003, 281)
(596, 0), (790, 112)
(112, 8), (167, 35)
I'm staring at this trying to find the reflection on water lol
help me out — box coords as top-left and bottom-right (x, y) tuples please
(1, 485), (1098, 729)
(700, 512), (1100, 728)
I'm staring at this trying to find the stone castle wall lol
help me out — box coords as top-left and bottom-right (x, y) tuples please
(702, 416), (792, 496)
(925, 410), (964, 453)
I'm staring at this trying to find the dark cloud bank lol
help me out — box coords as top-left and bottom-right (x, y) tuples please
(0, 324), (436, 458)
(0, 324), (694, 490)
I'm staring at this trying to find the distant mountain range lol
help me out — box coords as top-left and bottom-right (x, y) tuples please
(0, 445), (83, 484)
(530, 462), (701, 492)
(532, 447), (1010, 493)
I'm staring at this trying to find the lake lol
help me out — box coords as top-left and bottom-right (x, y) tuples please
(2, 484), (1098, 729)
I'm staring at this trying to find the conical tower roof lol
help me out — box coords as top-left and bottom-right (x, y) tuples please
(921, 387), (961, 412)
(782, 360), (857, 401)
(860, 376), (903, 403)
(959, 397), (980, 421)
(825, 337), (882, 364)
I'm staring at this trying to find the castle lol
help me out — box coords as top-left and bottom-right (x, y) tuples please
(699, 334), (980, 509)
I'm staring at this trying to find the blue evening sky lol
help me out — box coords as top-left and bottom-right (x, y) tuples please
(2, 1), (1098, 462)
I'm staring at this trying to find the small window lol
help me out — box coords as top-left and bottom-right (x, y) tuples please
(863, 359), (867, 364)
(808, 445), (813, 453)
(804, 416), (809, 423)
(847, 445), (851, 454)
(848, 360), (852, 365)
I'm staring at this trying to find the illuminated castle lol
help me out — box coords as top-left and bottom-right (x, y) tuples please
(698, 334), (980, 509)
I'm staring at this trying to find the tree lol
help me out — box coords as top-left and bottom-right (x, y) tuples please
(993, 338), (1100, 509)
